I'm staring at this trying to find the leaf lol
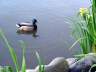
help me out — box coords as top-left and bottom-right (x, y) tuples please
(35, 51), (45, 72)
(21, 55), (26, 72)
(0, 29), (19, 72)
(19, 40), (26, 72)
(4, 66), (13, 72)
(69, 37), (86, 50)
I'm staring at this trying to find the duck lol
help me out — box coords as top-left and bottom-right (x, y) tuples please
(16, 19), (37, 32)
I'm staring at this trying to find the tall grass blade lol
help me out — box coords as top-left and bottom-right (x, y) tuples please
(69, 37), (86, 50)
(19, 40), (26, 72)
(35, 51), (45, 72)
(21, 55), (26, 72)
(89, 64), (96, 72)
(0, 29), (19, 72)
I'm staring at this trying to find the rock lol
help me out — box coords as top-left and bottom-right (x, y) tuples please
(66, 58), (77, 67)
(45, 57), (69, 72)
(26, 57), (69, 72)
(69, 53), (96, 72)
(26, 69), (36, 72)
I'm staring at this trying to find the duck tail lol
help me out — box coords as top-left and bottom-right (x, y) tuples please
(16, 24), (21, 28)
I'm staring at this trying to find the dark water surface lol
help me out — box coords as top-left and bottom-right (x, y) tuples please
(0, 0), (89, 69)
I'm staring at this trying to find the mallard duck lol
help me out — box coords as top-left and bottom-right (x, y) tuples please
(16, 19), (37, 32)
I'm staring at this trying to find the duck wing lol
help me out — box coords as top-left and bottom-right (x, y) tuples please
(19, 22), (32, 25)
(16, 22), (32, 27)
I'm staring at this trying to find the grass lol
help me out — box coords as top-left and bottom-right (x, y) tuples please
(71, 0), (96, 54)
(89, 64), (96, 72)
(35, 51), (45, 72)
(19, 40), (26, 72)
(0, 29), (19, 72)
(0, 29), (45, 72)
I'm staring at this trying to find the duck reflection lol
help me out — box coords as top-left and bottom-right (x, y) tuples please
(16, 29), (38, 38)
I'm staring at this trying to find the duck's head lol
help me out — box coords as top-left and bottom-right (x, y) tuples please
(32, 18), (37, 25)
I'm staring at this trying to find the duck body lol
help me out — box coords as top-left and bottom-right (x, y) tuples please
(16, 19), (37, 32)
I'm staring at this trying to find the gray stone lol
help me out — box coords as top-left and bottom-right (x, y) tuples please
(66, 58), (77, 67)
(25, 57), (69, 72)
(69, 53), (96, 72)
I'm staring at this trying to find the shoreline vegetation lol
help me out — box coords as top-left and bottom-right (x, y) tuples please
(0, 29), (44, 72)
(0, 0), (96, 72)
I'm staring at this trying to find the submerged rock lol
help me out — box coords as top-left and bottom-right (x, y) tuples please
(26, 57), (69, 72)
(69, 53), (96, 72)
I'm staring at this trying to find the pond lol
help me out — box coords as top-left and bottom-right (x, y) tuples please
(0, 0), (89, 69)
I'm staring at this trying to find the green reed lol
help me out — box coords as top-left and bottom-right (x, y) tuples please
(71, 0), (96, 54)
(0, 29), (45, 72)
(35, 51), (45, 72)
(89, 64), (96, 72)
(19, 40), (26, 72)
(0, 29), (20, 72)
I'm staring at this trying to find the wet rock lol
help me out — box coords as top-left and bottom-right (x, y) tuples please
(26, 69), (36, 72)
(45, 57), (69, 72)
(69, 53), (96, 72)
(66, 58), (77, 67)
(26, 57), (69, 72)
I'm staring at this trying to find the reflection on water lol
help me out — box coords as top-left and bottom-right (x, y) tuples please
(16, 29), (39, 38)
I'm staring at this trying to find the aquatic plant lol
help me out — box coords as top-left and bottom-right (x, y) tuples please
(0, 29), (20, 72)
(0, 66), (13, 72)
(19, 40), (26, 72)
(89, 64), (96, 72)
(35, 51), (45, 72)
(71, 0), (96, 54)
(0, 29), (45, 72)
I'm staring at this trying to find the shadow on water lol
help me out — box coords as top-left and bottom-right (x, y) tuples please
(16, 29), (39, 38)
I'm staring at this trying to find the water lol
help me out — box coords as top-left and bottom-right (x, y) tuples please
(0, 0), (89, 69)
